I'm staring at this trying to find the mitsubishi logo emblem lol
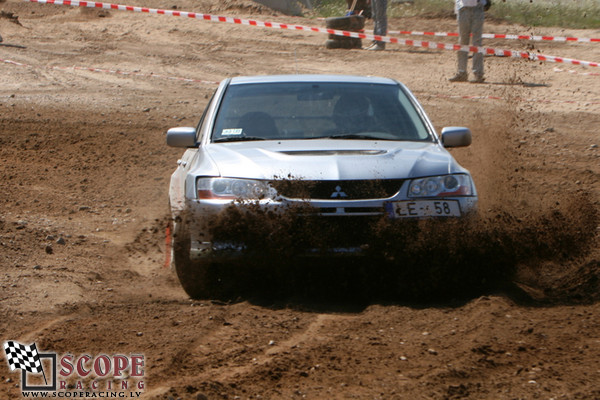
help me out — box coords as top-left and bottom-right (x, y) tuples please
(331, 185), (348, 198)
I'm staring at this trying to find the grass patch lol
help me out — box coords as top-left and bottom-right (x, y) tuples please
(313, 0), (600, 29)
(489, 0), (600, 29)
(311, 0), (347, 17)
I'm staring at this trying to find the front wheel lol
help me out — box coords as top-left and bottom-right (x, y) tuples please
(171, 216), (212, 299)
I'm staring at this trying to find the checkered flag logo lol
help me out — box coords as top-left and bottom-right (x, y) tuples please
(3, 341), (44, 374)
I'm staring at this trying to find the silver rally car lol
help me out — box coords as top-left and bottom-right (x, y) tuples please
(167, 74), (477, 298)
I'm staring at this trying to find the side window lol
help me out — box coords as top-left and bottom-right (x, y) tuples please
(195, 91), (217, 141)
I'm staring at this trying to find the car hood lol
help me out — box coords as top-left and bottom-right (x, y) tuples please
(200, 140), (466, 180)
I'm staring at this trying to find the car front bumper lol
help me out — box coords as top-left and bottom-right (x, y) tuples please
(182, 195), (478, 261)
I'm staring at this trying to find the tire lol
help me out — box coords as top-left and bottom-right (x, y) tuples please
(172, 216), (212, 299)
(325, 15), (365, 31)
(325, 38), (362, 50)
(325, 39), (343, 49)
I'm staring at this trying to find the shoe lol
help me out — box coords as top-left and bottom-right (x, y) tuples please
(471, 75), (485, 83)
(363, 41), (377, 50)
(367, 43), (385, 51)
(449, 72), (468, 82)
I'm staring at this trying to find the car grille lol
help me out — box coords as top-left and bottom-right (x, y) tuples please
(273, 179), (404, 200)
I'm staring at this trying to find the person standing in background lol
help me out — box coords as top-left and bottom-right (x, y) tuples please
(364, 0), (387, 51)
(449, 0), (488, 83)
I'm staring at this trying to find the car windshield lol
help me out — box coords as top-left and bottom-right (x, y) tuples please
(211, 82), (433, 142)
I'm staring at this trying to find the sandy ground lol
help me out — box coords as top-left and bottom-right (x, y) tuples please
(0, 0), (599, 399)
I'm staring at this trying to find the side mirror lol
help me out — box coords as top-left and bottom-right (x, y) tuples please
(441, 127), (472, 148)
(166, 127), (197, 148)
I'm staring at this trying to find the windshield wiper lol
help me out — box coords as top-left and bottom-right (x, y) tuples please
(213, 136), (267, 143)
(322, 133), (392, 140)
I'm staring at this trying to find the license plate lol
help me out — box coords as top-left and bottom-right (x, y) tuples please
(385, 200), (462, 218)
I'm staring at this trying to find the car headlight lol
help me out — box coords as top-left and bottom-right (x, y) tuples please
(197, 177), (277, 200)
(408, 174), (473, 197)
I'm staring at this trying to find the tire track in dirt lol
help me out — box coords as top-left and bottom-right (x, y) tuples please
(145, 313), (350, 397)
(18, 315), (76, 344)
(211, 313), (348, 382)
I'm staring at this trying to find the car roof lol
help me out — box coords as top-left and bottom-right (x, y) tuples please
(229, 74), (399, 86)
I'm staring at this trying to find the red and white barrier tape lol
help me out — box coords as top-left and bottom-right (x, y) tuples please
(388, 30), (600, 44)
(3, 57), (600, 106)
(26, 0), (599, 69)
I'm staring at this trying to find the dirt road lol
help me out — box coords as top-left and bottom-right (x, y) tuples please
(1, 0), (599, 398)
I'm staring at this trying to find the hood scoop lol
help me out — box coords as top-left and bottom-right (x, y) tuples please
(279, 150), (387, 156)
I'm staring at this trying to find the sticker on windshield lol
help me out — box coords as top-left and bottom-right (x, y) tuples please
(222, 128), (243, 136)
